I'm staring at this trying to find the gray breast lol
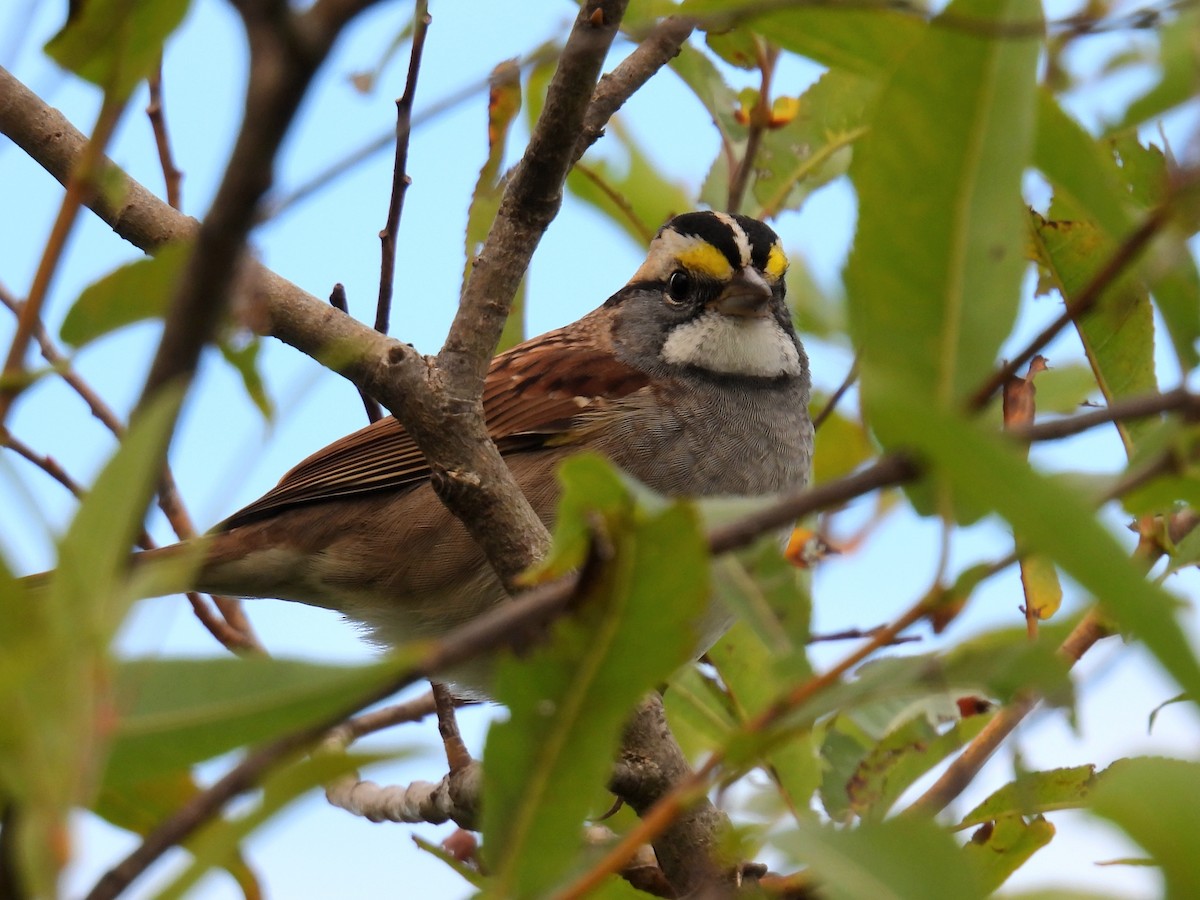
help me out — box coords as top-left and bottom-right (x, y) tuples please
(594, 377), (813, 498)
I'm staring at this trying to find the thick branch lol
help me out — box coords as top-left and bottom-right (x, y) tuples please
(442, 0), (628, 389)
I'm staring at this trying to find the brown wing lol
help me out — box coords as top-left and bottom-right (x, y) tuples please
(219, 311), (648, 529)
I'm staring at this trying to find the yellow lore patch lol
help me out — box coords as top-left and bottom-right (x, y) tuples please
(676, 241), (734, 280)
(764, 243), (788, 281)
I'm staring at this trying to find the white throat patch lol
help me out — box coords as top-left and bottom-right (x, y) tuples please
(661, 312), (802, 377)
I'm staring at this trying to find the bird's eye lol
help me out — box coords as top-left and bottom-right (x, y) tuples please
(666, 270), (691, 302)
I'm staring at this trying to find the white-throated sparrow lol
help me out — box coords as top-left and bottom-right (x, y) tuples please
(172, 211), (813, 688)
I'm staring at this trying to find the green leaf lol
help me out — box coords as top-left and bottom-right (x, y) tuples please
(870, 384), (1200, 703)
(0, 390), (180, 895)
(668, 43), (746, 148)
(812, 409), (874, 486)
(681, 0), (923, 77)
(1033, 92), (1133, 240)
(773, 817), (987, 900)
(45, 0), (192, 100)
(707, 622), (821, 822)
(959, 765), (1099, 829)
(481, 455), (710, 898)
(663, 665), (736, 759)
(845, 0), (1039, 445)
(59, 242), (192, 347)
(1029, 363), (1100, 415)
(962, 814), (1055, 893)
(103, 656), (400, 786)
(1034, 100), (1199, 370)
(155, 751), (379, 900)
(1112, 8), (1200, 132)
(1089, 757), (1200, 898)
(752, 70), (875, 218)
(1109, 135), (1200, 371)
(847, 710), (994, 821)
(55, 388), (182, 640)
(1033, 210), (1157, 456)
(217, 336), (274, 420)
(569, 119), (691, 246)
(93, 771), (261, 897)
(705, 26), (760, 70)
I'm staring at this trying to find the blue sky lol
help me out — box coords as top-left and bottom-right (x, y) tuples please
(2, 0), (1199, 896)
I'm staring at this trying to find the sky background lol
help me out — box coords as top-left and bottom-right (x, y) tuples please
(2, 0), (1199, 897)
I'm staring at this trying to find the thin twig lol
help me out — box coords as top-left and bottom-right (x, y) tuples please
(726, 42), (774, 215)
(146, 60), (183, 209)
(1016, 386), (1199, 442)
(267, 43), (563, 219)
(812, 356), (859, 431)
(374, 0), (430, 337)
(2, 428), (84, 499)
(574, 16), (693, 162)
(325, 690), (440, 746)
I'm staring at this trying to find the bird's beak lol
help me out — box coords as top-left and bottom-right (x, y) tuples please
(709, 267), (772, 318)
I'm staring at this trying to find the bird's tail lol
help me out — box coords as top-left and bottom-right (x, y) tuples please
(18, 541), (210, 600)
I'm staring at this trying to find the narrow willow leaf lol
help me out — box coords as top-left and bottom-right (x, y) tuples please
(45, 0), (192, 99)
(958, 765), (1098, 829)
(1089, 757), (1200, 898)
(1033, 92), (1133, 239)
(59, 242), (192, 347)
(962, 814), (1055, 893)
(845, 0), (1039, 441)
(1035, 98), (1200, 370)
(663, 665), (736, 759)
(668, 43), (747, 148)
(1109, 135), (1200, 371)
(103, 656), (399, 786)
(481, 455), (709, 898)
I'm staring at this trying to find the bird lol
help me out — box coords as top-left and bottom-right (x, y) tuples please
(147, 211), (813, 690)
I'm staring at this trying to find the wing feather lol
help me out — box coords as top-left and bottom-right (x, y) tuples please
(219, 312), (648, 529)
